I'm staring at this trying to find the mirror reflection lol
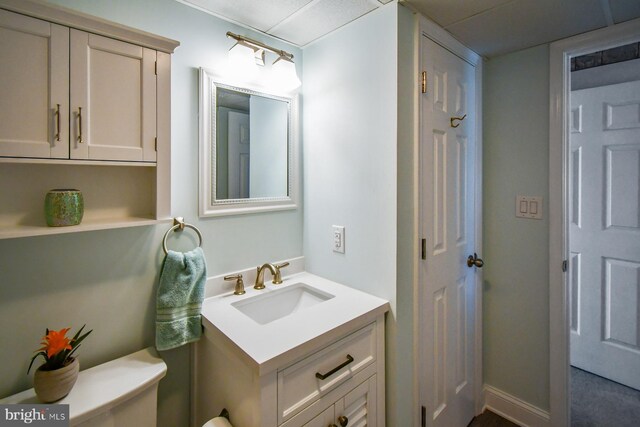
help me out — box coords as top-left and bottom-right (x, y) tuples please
(215, 87), (289, 200)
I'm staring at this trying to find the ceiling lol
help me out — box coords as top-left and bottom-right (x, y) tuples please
(179, 0), (640, 57)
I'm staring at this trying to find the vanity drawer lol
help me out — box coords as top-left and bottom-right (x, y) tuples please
(277, 322), (377, 423)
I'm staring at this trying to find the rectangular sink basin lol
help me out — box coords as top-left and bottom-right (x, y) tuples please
(232, 283), (335, 325)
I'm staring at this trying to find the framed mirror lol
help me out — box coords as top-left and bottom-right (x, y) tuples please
(199, 68), (298, 216)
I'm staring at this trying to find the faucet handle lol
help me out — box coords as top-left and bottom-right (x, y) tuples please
(272, 262), (290, 284)
(224, 274), (246, 295)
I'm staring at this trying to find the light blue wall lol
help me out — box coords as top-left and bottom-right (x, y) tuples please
(483, 44), (551, 410)
(303, 3), (418, 425)
(0, 1), (303, 426)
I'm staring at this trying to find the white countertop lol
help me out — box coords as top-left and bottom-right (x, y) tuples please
(200, 272), (389, 375)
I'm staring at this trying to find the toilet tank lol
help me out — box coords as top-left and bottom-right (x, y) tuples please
(1, 347), (167, 427)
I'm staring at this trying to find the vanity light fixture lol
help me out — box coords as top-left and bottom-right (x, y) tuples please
(226, 31), (301, 90)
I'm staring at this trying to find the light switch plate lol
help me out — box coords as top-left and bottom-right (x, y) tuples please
(516, 195), (543, 219)
(333, 225), (345, 253)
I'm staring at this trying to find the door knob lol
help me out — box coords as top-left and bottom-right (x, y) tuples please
(338, 415), (349, 426)
(467, 253), (484, 268)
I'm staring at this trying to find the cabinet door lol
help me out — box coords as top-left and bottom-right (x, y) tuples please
(0, 10), (69, 159)
(334, 376), (377, 427)
(70, 30), (156, 162)
(303, 406), (335, 427)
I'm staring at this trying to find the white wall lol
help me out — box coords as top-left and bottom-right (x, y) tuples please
(0, 2), (303, 426)
(483, 44), (551, 410)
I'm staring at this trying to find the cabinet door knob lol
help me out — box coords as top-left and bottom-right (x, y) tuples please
(338, 415), (348, 426)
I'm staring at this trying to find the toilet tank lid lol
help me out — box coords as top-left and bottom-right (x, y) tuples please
(1, 347), (167, 423)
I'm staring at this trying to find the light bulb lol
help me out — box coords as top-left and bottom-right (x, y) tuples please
(227, 41), (258, 81)
(271, 55), (301, 92)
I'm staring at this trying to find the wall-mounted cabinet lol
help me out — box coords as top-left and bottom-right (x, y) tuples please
(0, 0), (179, 239)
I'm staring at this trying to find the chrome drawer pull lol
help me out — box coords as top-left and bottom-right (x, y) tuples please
(315, 354), (354, 380)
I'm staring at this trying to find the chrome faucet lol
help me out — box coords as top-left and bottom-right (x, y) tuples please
(254, 263), (277, 290)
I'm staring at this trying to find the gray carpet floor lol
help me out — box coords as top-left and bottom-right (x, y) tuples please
(571, 367), (640, 426)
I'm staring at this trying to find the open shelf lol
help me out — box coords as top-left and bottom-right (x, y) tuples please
(0, 216), (171, 240)
(0, 162), (167, 239)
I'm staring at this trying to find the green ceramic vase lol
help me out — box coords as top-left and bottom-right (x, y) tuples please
(44, 189), (84, 227)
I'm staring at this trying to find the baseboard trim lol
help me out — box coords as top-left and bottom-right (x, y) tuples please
(483, 385), (550, 427)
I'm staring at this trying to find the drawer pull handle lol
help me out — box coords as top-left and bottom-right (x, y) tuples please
(315, 354), (354, 380)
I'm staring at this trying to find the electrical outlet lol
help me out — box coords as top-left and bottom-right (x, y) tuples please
(333, 225), (345, 253)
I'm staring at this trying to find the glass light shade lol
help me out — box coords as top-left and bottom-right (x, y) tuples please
(227, 42), (258, 81)
(271, 56), (301, 92)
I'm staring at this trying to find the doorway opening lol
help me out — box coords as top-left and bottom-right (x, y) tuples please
(568, 42), (640, 425)
(548, 18), (640, 427)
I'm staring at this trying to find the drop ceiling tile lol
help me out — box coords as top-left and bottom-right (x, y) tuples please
(269, 0), (378, 46)
(609, 0), (640, 23)
(445, 0), (608, 57)
(181, 0), (314, 31)
(406, 0), (513, 27)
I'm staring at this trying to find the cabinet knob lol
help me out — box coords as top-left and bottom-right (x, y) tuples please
(338, 415), (348, 426)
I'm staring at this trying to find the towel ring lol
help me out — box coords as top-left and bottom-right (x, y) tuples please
(162, 218), (203, 255)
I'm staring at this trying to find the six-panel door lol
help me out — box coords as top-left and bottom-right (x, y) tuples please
(569, 80), (640, 390)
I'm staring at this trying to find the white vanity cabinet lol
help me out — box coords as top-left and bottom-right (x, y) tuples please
(195, 316), (385, 427)
(194, 272), (389, 427)
(0, 0), (178, 239)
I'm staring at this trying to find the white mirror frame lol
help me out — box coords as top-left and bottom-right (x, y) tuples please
(199, 67), (299, 217)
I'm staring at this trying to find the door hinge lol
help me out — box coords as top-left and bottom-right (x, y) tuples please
(154, 136), (158, 151)
(421, 406), (426, 427)
(421, 71), (427, 94)
(155, 61), (158, 75)
(421, 238), (426, 260)
(562, 260), (568, 272)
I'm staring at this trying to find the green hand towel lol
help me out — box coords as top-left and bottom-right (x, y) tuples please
(156, 247), (207, 351)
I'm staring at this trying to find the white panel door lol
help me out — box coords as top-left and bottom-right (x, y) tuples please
(228, 111), (250, 199)
(70, 30), (156, 162)
(570, 80), (640, 390)
(420, 37), (477, 427)
(0, 10), (68, 159)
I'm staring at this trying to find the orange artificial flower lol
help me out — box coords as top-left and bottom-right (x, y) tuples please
(39, 328), (72, 358)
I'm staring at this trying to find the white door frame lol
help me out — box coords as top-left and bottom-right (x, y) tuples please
(548, 17), (640, 427)
(417, 15), (484, 421)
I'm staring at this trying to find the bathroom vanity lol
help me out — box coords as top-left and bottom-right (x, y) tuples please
(194, 272), (389, 427)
